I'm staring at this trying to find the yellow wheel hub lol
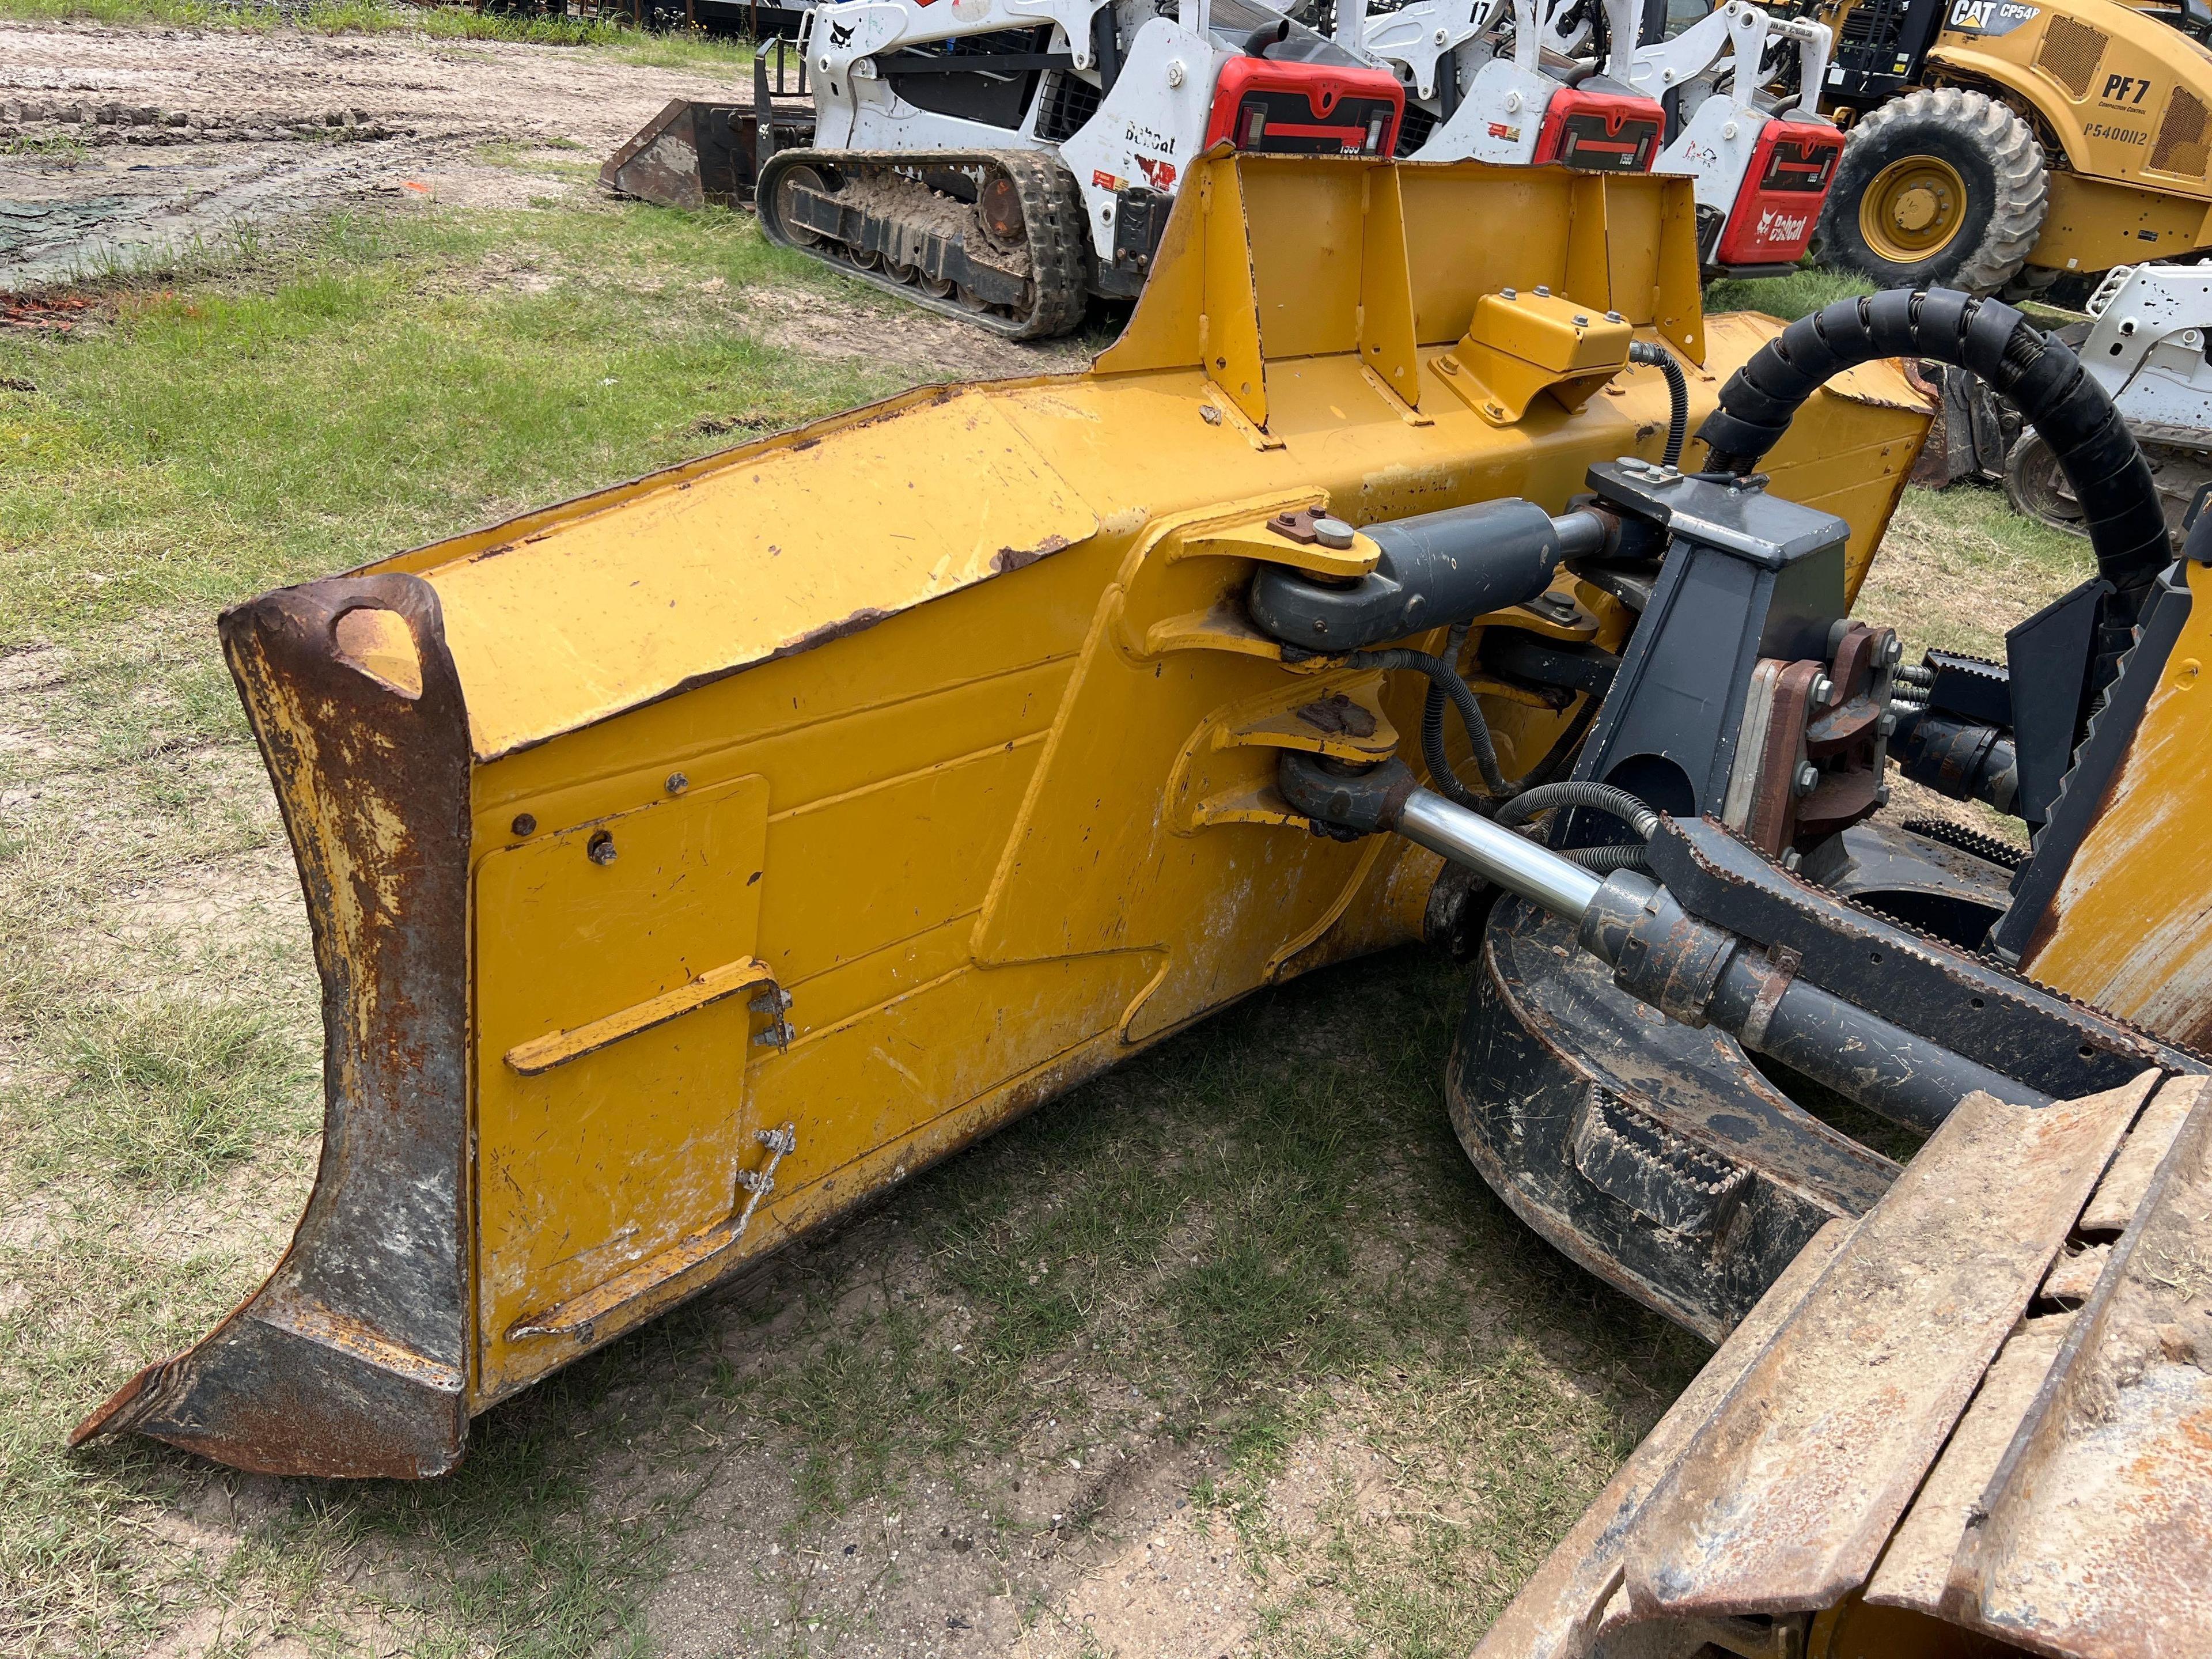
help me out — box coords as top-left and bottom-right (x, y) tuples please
(1859, 156), (1967, 263)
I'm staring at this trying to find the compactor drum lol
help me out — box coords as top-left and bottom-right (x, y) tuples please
(73, 150), (2212, 1657)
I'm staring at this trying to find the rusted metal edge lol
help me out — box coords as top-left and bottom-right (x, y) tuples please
(1618, 1079), (2148, 1619)
(69, 575), (474, 1478)
(1946, 1077), (2212, 1654)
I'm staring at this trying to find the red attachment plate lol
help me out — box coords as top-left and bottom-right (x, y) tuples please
(1204, 56), (1404, 158)
(1532, 86), (1663, 172)
(1715, 117), (1843, 266)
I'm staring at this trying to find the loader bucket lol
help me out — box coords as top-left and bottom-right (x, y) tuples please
(599, 99), (757, 210)
(73, 153), (1932, 1477)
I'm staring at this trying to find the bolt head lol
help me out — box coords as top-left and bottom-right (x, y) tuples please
(1605, 310), (1624, 323)
(1809, 674), (1833, 706)
(1165, 58), (1186, 86)
(588, 830), (618, 866)
(1796, 762), (1820, 794)
(1312, 515), (1356, 550)
(1535, 285), (1551, 298)
(511, 813), (536, 836)
(666, 771), (689, 795)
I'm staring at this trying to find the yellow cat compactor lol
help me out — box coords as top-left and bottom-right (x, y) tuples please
(73, 153), (2212, 1655)
(1766, 0), (2212, 294)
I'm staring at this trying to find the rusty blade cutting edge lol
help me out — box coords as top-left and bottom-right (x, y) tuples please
(1948, 1078), (2212, 1658)
(1619, 1075), (2152, 1619)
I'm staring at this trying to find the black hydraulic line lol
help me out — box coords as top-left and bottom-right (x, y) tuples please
(1494, 779), (1659, 872)
(1694, 290), (2168, 684)
(1628, 340), (1687, 469)
(1350, 645), (1514, 800)
(1416, 622), (1486, 810)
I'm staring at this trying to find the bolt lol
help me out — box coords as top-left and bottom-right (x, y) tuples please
(1312, 516), (1356, 550)
(1501, 287), (1517, 300)
(1535, 284), (1552, 297)
(1795, 762), (1820, 796)
(1605, 310), (1623, 323)
(1573, 313), (1590, 327)
(1782, 848), (1803, 871)
(511, 812), (537, 836)
(587, 829), (618, 866)
(1883, 635), (1903, 666)
(1809, 674), (1834, 706)
(1877, 711), (1897, 736)
(666, 771), (689, 795)
(1166, 58), (1186, 86)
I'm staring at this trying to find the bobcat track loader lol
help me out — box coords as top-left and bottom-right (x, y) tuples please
(72, 152), (2212, 1655)
(1356, 0), (1846, 275)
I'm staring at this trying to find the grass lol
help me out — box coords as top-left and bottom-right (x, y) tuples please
(36, 999), (308, 1188)
(0, 196), (916, 1655)
(0, 0), (758, 65)
(0, 206), (893, 645)
(0, 202), (2100, 1656)
(1703, 262), (1874, 322)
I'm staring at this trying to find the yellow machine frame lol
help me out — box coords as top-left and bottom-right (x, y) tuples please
(73, 153), (1933, 1477)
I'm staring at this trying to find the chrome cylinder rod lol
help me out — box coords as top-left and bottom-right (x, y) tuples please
(1395, 787), (1604, 920)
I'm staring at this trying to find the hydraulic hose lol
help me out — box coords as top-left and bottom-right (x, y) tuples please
(1415, 622), (1483, 810)
(1350, 644), (1514, 801)
(1493, 779), (1659, 872)
(1628, 340), (1687, 469)
(1693, 289), (2168, 684)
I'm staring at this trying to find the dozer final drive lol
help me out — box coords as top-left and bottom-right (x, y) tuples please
(76, 155), (2212, 1654)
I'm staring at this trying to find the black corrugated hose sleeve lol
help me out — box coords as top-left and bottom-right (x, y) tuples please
(1694, 289), (2168, 626)
(1492, 779), (1660, 870)
(1628, 340), (1688, 469)
(1415, 623), (1482, 809)
(1351, 643), (1515, 801)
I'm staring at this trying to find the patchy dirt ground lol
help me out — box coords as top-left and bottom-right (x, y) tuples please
(0, 20), (749, 287)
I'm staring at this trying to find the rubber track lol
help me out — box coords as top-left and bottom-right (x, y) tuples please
(756, 147), (1090, 340)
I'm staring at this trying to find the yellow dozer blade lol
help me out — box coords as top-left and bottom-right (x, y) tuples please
(71, 153), (1931, 1478)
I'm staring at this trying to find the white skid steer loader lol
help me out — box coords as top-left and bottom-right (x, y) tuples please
(605, 0), (1408, 337)
(1348, 0), (1840, 277)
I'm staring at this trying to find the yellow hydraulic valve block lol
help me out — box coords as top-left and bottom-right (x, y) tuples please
(72, 154), (1931, 1477)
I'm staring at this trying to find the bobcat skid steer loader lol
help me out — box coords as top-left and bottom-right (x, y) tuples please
(72, 149), (2212, 1655)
